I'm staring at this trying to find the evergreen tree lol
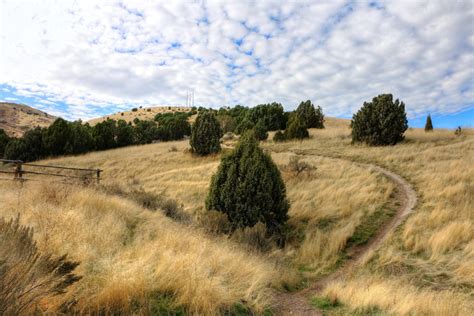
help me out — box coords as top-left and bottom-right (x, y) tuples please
(0, 128), (10, 158)
(42, 118), (72, 156)
(134, 119), (157, 144)
(255, 120), (268, 140)
(206, 130), (289, 237)
(351, 94), (408, 146)
(22, 127), (45, 161)
(425, 114), (433, 132)
(69, 121), (95, 154)
(296, 100), (325, 129)
(116, 119), (135, 147)
(93, 119), (117, 150)
(284, 113), (309, 140)
(190, 111), (222, 155)
(273, 130), (286, 142)
(4, 139), (29, 161)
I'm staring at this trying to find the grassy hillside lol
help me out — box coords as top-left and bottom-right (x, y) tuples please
(87, 106), (192, 126)
(0, 102), (57, 137)
(0, 123), (472, 314)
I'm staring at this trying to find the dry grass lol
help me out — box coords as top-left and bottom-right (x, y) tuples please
(323, 276), (473, 315)
(0, 182), (279, 314)
(0, 102), (56, 137)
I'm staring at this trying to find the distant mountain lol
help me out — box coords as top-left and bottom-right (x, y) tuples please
(0, 102), (57, 137)
(87, 106), (192, 125)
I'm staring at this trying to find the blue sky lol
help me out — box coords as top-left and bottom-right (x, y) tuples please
(0, 0), (473, 128)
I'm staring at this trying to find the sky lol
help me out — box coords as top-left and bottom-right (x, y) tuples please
(0, 0), (473, 128)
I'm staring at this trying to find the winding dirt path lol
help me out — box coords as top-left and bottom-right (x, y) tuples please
(274, 159), (417, 315)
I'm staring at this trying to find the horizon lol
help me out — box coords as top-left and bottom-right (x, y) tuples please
(1, 1), (473, 128)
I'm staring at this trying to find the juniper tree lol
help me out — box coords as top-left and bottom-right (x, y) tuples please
(351, 94), (408, 146)
(284, 113), (309, 140)
(296, 100), (325, 129)
(190, 111), (222, 155)
(206, 130), (289, 238)
(425, 114), (433, 132)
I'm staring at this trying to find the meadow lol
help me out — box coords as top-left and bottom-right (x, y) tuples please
(0, 118), (472, 315)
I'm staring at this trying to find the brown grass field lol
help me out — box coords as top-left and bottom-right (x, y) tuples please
(0, 118), (472, 315)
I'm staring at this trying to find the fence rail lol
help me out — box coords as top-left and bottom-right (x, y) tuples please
(0, 159), (102, 183)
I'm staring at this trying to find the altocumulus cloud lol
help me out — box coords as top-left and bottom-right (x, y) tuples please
(0, 0), (473, 120)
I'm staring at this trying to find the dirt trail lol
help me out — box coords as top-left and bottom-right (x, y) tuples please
(274, 159), (417, 315)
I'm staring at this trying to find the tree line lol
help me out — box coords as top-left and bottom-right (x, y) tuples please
(0, 111), (192, 162)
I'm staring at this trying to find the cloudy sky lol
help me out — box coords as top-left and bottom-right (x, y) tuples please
(0, 0), (473, 126)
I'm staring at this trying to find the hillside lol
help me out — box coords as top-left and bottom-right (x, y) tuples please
(0, 102), (57, 137)
(87, 106), (192, 125)
(0, 123), (471, 315)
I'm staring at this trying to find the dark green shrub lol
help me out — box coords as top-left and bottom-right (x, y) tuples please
(69, 121), (95, 154)
(255, 120), (268, 140)
(131, 108), (138, 112)
(0, 129), (9, 158)
(296, 100), (324, 128)
(284, 113), (309, 140)
(217, 114), (237, 133)
(351, 94), (408, 146)
(273, 130), (285, 142)
(134, 119), (157, 144)
(425, 114), (433, 131)
(206, 130), (289, 238)
(235, 117), (254, 135)
(3, 138), (28, 161)
(190, 111), (222, 155)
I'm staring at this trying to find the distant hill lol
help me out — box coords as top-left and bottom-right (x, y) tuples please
(0, 102), (57, 137)
(87, 106), (192, 126)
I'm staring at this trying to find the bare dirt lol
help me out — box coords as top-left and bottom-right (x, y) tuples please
(274, 159), (417, 315)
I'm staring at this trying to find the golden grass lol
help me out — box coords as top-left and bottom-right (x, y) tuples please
(0, 182), (278, 314)
(323, 276), (473, 315)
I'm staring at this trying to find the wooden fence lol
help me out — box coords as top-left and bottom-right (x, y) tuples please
(0, 159), (102, 183)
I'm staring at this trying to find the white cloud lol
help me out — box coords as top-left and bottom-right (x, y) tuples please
(0, 0), (473, 120)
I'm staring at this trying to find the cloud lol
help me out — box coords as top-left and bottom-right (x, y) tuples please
(0, 0), (472, 120)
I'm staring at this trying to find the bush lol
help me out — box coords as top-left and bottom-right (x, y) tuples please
(0, 216), (80, 314)
(296, 100), (325, 129)
(455, 126), (462, 136)
(273, 130), (286, 142)
(0, 129), (9, 157)
(351, 94), (408, 145)
(206, 130), (289, 240)
(190, 111), (222, 155)
(284, 113), (309, 140)
(425, 114), (433, 132)
(255, 120), (268, 140)
(285, 156), (316, 177)
(131, 108), (138, 112)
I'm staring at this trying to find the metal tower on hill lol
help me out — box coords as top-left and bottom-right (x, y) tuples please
(186, 90), (194, 107)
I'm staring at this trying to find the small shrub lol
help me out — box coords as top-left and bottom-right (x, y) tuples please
(424, 114), (433, 131)
(455, 126), (462, 136)
(273, 130), (286, 142)
(286, 156), (316, 177)
(131, 108), (138, 112)
(121, 112), (124, 116)
(0, 216), (81, 314)
(147, 108), (151, 112)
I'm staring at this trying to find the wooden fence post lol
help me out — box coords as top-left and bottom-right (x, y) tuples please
(14, 161), (22, 180)
(96, 169), (101, 184)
